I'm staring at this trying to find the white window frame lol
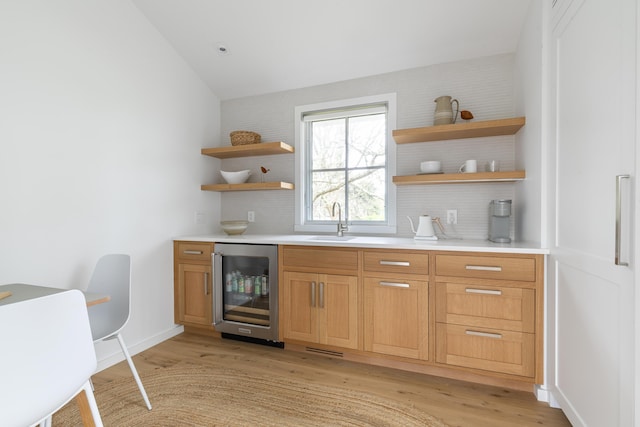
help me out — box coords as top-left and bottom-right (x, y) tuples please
(294, 93), (397, 234)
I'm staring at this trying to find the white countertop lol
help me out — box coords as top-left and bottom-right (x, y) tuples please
(175, 234), (549, 255)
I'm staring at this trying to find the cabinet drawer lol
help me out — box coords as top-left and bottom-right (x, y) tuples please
(435, 282), (535, 333)
(435, 254), (536, 282)
(175, 241), (213, 262)
(363, 251), (428, 275)
(282, 246), (358, 271)
(436, 323), (535, 378)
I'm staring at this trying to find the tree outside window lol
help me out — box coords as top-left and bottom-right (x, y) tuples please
(295, 94), (396, 234)
(308, 112), (386, 223)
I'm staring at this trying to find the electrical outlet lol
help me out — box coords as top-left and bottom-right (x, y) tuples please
(446, 209), (458, 225)
(194, 211), (205, 225)
(247, 211), (255, 222)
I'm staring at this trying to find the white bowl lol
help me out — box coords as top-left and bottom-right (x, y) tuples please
(220, 170), (251, 184)
(420, 160), (442, 174)
(220, 220), (249, 235)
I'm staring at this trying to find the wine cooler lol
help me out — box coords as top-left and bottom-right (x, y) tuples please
(213, 243), (280, 344)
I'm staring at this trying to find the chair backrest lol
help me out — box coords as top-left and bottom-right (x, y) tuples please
(86, 254), (132, 342)
(0, 290), (97, 426)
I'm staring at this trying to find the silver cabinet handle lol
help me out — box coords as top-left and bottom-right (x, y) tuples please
(212, 253), (222, 326)
(465, 265), (502, 272)
(204, 272), (209, 295)
(319, 282), (325, 308)
(311, 281), (316, 307)
(616, 174), (630, 266)
(379, 260), (410, 266)
(184, 250), (203, 255)
(465, 288), (502, 296)
(465, 330), (502, 339)
(379, 281), (410, 288)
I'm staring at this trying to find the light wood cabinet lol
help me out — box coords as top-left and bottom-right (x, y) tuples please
(283, 271), (358, 349)
(173, 241), (214, 330)
(252, 242), (546, 390)
(434, 252), (543, 382)
(363, 250), (429, 360)
(280, 246), (359, 350)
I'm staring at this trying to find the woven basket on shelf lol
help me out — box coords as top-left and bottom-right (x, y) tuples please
(230, 131), (261, 146)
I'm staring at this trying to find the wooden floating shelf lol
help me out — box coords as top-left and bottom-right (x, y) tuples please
(393, 171), (526, 185)
(201, 182), (294, 192)
(392, 117), (526, 144)
(201, 141), (294, 159)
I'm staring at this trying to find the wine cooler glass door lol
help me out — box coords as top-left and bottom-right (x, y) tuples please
(213, 244), (278, 341)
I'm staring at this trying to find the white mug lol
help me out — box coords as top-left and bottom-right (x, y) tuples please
(459, 159), (477, 173)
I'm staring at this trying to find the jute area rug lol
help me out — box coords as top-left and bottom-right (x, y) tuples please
(54, 362), (449, 426)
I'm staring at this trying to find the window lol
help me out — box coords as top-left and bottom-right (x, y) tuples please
(294, 94), (397, 234)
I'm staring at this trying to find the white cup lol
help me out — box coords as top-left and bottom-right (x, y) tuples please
(486, 160), (500, 172)
(459, 159), (477, 173)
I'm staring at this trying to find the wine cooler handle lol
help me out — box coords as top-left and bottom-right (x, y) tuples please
(319, 282), (325, 308)
(615, 174), (630, 266)
(311, 281), (316, 307)
(212, 252), (223, 326)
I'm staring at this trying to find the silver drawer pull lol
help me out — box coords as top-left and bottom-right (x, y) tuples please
(183, 250), (203, 255)
(465, 288), (502, 296)
(465, 330), (503, 339)
(379, 260), (410, 266)
(465, 265), (502, 272)
(379, 281), (410, 288)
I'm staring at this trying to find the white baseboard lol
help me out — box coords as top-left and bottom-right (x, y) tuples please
(534, 384), (561, 408)
(95, 324), (185, 372)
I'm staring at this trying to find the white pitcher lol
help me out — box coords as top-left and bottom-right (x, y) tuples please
(433, 95), (459, 126)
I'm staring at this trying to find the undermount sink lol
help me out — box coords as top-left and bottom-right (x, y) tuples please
(307, 235), (356, 241)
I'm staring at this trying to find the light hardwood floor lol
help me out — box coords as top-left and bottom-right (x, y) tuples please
(94, 333), (570, 427)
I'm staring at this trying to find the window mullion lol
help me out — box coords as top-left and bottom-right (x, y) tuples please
(343, 116), (350, 220)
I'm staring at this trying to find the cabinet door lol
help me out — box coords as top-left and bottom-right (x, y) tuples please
(436, 323), (534, 378)
(364, 276), (428, 360)
(549, 0), (636, 424)
(176, 263), (212, 326)
(319, 274), (358, 350)
(282, 271), (318, 343)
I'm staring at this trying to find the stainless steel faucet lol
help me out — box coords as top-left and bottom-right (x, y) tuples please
(332, 202), (348, 237)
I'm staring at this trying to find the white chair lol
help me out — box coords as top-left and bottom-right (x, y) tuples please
(86, 254), (152, 410)
(0, 290), (103, 427)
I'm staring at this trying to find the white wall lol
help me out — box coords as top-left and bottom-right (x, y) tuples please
(0, 0), (221, 368)
(219, 55), (520, 240)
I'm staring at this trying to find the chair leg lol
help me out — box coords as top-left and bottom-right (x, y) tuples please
(116, 333), (152, 410)
(77, 382), (104, 427)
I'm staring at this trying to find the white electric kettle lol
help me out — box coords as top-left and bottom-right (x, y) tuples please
(407, 215), (438, 240)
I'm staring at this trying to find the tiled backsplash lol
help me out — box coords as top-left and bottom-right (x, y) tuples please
(217, 54), (517, 239)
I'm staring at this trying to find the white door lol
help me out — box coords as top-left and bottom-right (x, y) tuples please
(548, 0), (636, 425)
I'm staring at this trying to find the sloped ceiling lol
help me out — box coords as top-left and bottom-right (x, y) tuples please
(133, 0), (531, 100)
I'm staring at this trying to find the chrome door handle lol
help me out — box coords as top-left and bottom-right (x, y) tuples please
(319, 282), (324, 309)
(204, 272), (209, 295)
(465, 288), (502, 296)
(379, 281), (410, 288)
(465, 330), (502, 339)
(615, 174), (630, 266)
(212, 253), (223, 326)
(465, 265), (502, 272)
(311, 281), (316, 307)
(379, 260), (410, 266)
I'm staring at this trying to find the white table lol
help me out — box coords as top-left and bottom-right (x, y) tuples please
(0, 283), (110, 307)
